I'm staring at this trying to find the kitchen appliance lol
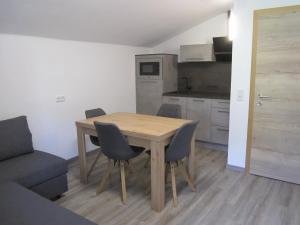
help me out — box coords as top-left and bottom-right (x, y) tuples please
(180, 44), (215, 62)
(213, 36), (232, 62)
(136, 54), (178, 115)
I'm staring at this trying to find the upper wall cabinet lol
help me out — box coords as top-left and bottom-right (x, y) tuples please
(180, 44), (216, 62)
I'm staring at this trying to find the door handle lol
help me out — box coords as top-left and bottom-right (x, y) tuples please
(258, 93), (272, 100)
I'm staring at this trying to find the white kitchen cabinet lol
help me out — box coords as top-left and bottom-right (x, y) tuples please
(162, 96), (187, 119)
(180, 44), (216, 62)
(211, 99), (230, 109)
(210, 99), (230, 145)
(211, 107), (230, 127)
(162, 95), (230, 145)
(210, 126), (229, 145)
(186, 98), (211, 142)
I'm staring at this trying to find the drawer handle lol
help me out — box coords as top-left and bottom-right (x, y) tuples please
(139, 80), (158, 84)
(185, 57), (204, 60)
(193, 99), (205, 102)
(218, 101), (229, 104)
(217, 110), (229, 114)
(217, 128), (229, 132)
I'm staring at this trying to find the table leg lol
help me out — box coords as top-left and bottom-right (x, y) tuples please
(77, 126), (87, 184)
(150, 140), (165, 212)
(188, 134), (196, 182)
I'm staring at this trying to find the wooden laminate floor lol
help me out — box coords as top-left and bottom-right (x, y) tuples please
(57, 145), (300, 225)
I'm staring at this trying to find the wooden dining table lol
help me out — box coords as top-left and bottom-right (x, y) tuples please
(75, 112), (195, 212)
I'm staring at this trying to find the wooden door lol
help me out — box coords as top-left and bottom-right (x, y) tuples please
(247, 5), (300, 184)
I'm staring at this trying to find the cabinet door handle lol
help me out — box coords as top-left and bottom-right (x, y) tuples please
(169, 98), (180, 101)
(193, 99), (205, 102)
(185, 57), (204, 60)
(217, 128), (229, 132)
(217, 110), (229, 114)
(139, 80), (158, 84)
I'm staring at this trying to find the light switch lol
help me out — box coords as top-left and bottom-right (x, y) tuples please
(237, 89), (244, 101)
(56, 96), (65, 103)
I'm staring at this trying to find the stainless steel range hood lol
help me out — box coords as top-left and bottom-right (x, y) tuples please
(213, 37), (232, 62)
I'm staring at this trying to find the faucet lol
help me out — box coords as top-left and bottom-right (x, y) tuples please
(181, 77), (192, 92)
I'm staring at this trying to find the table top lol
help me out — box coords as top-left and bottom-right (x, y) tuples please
(76, 112), (192, 140)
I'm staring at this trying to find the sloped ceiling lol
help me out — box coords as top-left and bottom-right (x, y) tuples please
(0, 0), (233, 47)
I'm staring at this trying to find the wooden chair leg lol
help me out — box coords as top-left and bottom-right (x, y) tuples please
(178, 161), (196, 192)
(96, 158), (113, 194)
(170, 163), (178, 207)
(87, 149), (102, 178)
(120, 161), (127, 204)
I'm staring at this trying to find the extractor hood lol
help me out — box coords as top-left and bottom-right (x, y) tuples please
(213, 36), (232, 62)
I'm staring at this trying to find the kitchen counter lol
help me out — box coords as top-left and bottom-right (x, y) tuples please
(163, 91), (230, 100)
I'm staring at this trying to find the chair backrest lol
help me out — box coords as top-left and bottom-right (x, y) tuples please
(165, 121), (198, 162)
(94, 122), (135, 161)
(85, 108), (106, 146)
(157, 104), (182, 119)
(85, 108), (106, 119)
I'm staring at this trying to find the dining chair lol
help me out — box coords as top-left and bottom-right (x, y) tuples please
(94, 121), (144, 204)
(157, 103), (182, 118)
(165, 121), (198, 207)
(85, 108), (106, 177)
(144, 103), (182, 168)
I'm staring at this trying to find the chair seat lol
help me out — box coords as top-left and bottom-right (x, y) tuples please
(127, 146), (144, 158)
(0, 150), (67, 188)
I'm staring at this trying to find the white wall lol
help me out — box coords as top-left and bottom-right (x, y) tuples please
(0, 34), (149, 159)
(152, 13), (228, 55)
(228, 0), (300, 168)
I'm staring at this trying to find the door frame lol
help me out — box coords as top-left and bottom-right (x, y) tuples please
(246, 5), (300, 174)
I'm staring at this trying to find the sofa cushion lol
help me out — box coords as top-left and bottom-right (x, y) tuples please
(0, 150), (67, 188)
(0, 182), (96, 225)
(0, 116), (34, 161)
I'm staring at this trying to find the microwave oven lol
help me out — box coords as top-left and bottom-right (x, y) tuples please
(136, 55), (163, 80)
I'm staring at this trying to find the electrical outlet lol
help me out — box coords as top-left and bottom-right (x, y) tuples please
(56, 96), (65, 103)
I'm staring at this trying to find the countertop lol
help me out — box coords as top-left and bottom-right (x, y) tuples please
(163, 91), (230, 100)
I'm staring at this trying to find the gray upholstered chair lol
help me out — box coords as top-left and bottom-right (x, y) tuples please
(157, 103), (182, 118)
(94, 121), (144, 203)
(144, 103), (182, 167)
(85, 108), (106, 177)
(165, 121), (198, 207)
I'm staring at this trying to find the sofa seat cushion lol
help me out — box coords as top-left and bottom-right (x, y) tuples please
(0, 182), (96, 225)
(0, 116), (34, 161)
(0, 150), (67, 188)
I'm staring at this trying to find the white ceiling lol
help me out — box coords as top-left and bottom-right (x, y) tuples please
(0, 0), (233, 47)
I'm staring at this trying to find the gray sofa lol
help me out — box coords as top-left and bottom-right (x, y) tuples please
(0, 116), (97, 225)
(0, 182), (96, 225)
(0, 115), (67, 199)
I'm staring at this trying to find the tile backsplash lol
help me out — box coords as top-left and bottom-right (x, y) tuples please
(178, 62), (231, 94)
